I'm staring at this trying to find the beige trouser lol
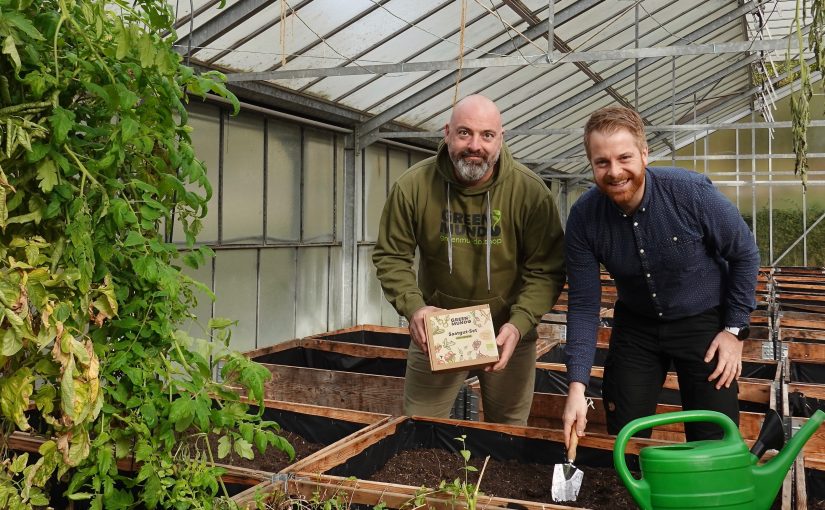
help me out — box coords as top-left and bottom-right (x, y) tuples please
(403, 336), (536, 425)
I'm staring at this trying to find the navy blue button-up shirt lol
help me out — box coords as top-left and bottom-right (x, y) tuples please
(564, 167), (760, 385)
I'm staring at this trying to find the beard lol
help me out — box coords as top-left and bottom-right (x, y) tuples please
(450, 147), (501, 184)
(597, 170), (645, 211)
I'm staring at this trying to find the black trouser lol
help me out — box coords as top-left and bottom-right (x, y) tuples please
(602, 302), (739, 441)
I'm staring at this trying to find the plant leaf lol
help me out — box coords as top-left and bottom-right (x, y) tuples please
(36, 159), (58, 192)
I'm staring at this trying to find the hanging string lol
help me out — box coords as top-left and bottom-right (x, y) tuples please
(280, 0), (288, 67)
(453, 0), (467, 105)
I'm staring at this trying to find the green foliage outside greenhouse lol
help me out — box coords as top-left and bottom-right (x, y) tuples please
(743, 206), (825, 267)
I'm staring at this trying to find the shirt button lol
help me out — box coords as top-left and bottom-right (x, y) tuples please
(673, 236), (678, 241)
(633, 222), (638, 227)
(658, 312), (663, 317)
(641, 208), (646, 212)
(622, 213), (627, 218)
(652, 293), (657, 297)
(646, 273), (651, 278)
(639, 249), (645, 254)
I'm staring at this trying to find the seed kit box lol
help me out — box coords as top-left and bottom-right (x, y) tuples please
(424, 304), (499, 372)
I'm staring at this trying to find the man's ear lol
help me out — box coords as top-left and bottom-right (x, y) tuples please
(444, 123), (450, 140)
(641, 145), (649, 167)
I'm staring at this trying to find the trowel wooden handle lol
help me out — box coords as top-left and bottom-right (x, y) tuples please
(567, 426), (579, 463)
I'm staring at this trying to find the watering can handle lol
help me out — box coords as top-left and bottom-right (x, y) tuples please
(613, 410), (740, 510)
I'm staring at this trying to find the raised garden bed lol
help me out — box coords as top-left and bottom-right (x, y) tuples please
(233, 416), (678, 510)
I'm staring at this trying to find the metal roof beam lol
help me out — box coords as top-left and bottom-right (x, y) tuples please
(174, 0), (278, 58)
(224, 37), (796, 81)
(354, 0), (604, 144)
(510, 0), (770, 132)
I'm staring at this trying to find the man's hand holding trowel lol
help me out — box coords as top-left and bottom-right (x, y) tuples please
(552, 382), (589, 502)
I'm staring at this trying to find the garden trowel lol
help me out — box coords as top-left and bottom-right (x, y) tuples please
(551, 423), (584, 502)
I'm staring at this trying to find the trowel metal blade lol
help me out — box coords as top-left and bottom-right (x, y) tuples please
(551, 462), (584, 502)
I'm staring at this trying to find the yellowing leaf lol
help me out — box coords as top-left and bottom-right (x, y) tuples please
(61, 356), (76, 422)
(0, 367), (33, 430)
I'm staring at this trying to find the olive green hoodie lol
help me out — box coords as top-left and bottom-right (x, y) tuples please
(372, 141), (565, 338)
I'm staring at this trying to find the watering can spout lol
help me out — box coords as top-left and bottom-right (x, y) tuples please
(753, 409), (825, 502)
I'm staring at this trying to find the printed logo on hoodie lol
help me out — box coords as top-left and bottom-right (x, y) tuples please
(439, 209), (503, 245)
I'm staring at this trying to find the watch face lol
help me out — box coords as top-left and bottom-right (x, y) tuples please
(738, 326), (750, 340)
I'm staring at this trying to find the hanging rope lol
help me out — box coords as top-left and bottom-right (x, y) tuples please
(280, 0), (288, 67)
(453, 0), (467, 105)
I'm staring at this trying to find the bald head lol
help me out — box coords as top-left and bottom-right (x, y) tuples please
(445, 95), (503, 186)
(449, 94), (502, 131)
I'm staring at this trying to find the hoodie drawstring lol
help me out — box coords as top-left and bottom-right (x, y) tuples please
(445, 182), (492, 292)
(485, 190), (491, 292)
(446, 181), (453, 274)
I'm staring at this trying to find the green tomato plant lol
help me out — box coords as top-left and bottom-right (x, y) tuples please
(0, 0), (292, 508)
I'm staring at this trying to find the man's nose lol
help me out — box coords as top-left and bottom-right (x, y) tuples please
(605, 161), (621, 176)
(467, 135), (482, 151)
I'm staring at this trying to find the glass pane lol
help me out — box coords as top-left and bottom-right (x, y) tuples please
(335, 134), (345, 242)
(178, 102), (220, 244)
(356, 245), (382, 325)
(258, 248), (297, 346)
(363, 145), (387, 242)
(296, 246), (329, 337)
(214, 249), (258, 353)
(266, 119), (301, 242)
(303, 129), (334, 242)
(223, 113), (264, 244)
(327, 246), (345, 331)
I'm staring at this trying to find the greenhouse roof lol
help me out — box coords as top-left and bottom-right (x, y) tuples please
(171, 0), (815, 180)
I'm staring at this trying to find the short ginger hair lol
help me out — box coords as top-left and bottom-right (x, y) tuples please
(583, 106), (647, 159)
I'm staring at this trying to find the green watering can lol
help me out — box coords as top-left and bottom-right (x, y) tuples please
(613, 409), (825, 510)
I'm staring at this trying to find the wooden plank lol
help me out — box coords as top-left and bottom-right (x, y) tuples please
(533, 362), (772, 405)
(804, 454), (825, 470)
(295, 338), (409, 359)
(787, 342), (825, 361)
(779, 303), (825, 314)
(793, 417), (825, 456)
(289, 416), (409, 474)
(778, 315), (825, 330)
(243, 338), (304, 359)
(780, 328), (825, 342)
(238, 397), (392, 426)
(526, 393), (764, 440)
(284, 416), (398, 474)
(781, 462), (793, 510)
(261, 364), (405, 415)
(308, 324), (411, 337)
(793, 457), (805, 510)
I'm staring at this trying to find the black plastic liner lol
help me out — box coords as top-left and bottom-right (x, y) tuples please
(326, 418), (637, 481)
(251, 346), (407, 377)
(315, 329), (411, 349)
(789, 391), (825, 418)
(253, 404), (368, 445)
(807, 467), (825, 505)
(790, 361), (825, 385)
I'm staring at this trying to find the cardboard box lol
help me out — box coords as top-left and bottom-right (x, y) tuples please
(424, 304), (499, 372)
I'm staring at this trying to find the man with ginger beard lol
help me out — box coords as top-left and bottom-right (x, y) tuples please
(372, 94), (565, 424)
(562, 106), (760, 447)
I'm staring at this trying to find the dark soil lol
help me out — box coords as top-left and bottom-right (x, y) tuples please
(369, 447), (638, 509)
(200, 431), (325, 472)
(369, 448), (787, 510)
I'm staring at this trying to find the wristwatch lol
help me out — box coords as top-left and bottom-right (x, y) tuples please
(724, 326), (750, 340)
